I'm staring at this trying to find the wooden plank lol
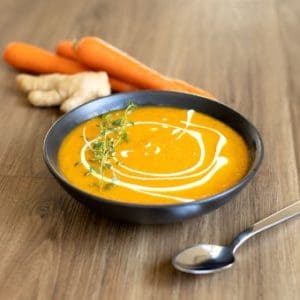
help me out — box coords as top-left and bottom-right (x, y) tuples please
(275, 0), (300, 177)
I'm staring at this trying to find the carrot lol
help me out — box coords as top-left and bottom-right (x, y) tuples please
(75, 36), (214, 98)
(172, 79), (214, 98)
(75, 37), (170, 90)
(3, 42), (86, 74)
(56, 40), (139, 92)
(109, 78), (138, 92)
(56, 40), (78, 60)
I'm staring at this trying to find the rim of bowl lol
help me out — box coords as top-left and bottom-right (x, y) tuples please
(43, 90), (264, 209)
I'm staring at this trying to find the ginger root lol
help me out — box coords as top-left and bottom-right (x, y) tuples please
(16, 72), (111, 112)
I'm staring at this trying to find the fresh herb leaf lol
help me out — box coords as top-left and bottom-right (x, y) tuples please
(104, 163), (112, 169)
(126, 100), (137, 112)
(121, 131), (128, 142)
(82, 101), (136, 189)
(112, 119), (122, 126)
(84, 166), (95, 176)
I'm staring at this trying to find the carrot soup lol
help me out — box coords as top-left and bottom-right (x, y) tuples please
(58, 104), (250, 205)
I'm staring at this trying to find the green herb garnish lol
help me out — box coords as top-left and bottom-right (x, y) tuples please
(85, 166), (95, 176)
(82, 101), (136, 188)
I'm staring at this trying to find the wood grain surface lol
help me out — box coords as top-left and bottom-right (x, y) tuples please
(0, 0), (299, 299)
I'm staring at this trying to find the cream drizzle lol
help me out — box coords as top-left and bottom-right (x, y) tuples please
(154, 146), (160, 154)
(175, 109), (194, 140)
(80, 110), (228, 203)
(120, 150), (133, 158)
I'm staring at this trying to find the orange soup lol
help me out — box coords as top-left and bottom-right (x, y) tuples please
(58, 106), (250, 205)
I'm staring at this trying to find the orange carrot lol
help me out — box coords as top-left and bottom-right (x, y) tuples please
(172, 79), (214, 98)
(75, 37), (171, 90)
(3, 42), (86, 74)
(109, 78), (138, 92)
(56, 40), (78, 60)
(56, 40), (139, 92)
(75, 36), (214, 98)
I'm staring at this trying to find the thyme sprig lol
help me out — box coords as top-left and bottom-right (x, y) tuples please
(82, 101), (136, 189)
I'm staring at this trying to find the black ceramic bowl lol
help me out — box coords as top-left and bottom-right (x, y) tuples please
(44, 91), (263, 224)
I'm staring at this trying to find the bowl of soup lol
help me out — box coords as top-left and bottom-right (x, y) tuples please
(43, 91), (263, 224)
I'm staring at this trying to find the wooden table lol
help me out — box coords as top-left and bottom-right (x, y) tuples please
(0, 0), (299, 299)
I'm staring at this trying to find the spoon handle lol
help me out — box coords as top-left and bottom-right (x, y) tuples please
(231, 200), (300, 253)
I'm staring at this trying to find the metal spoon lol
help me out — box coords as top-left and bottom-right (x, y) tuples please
(172, 200), (300, 275)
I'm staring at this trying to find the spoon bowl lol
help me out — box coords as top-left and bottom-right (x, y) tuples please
(173, 244), (235, 274)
